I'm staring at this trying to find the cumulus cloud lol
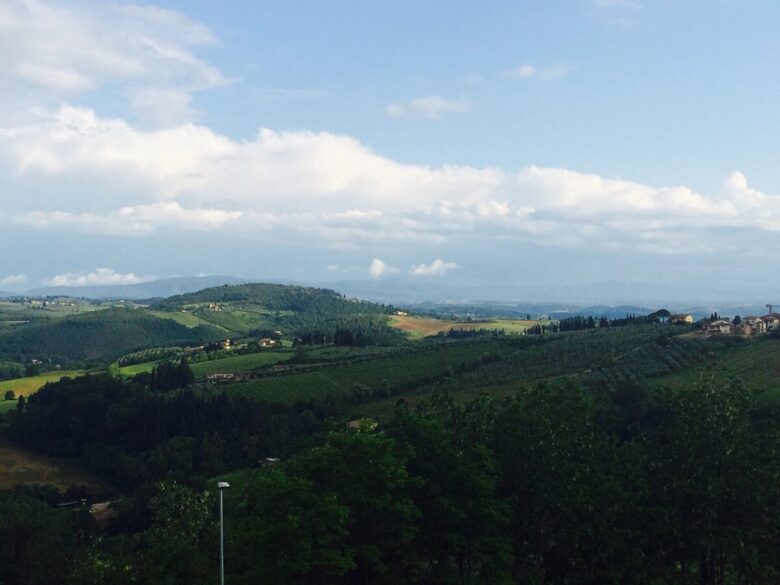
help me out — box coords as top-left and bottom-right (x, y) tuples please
(44, 268), (154, 287)
(0, 274), (27, 286)
(9, 202), (248, 236)
(369, 259), (398, 279)
(501, 64), (569, 81)
(2, 106), (780, 255)
(0, 0), (226, 123)
(386, 96), (471, 119)
(410, 259), (458, 277)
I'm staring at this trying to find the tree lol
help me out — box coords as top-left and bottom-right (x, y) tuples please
(139, 480), (215, 585)
(287, 432), (420, 583)
(0, 491), (79, 585)
(233, 469), (354, 584)
(388, 409), (513, 584)
(4, 390), (14, 401)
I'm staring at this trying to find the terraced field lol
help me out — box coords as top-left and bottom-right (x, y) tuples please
(224, 340), (507, 403)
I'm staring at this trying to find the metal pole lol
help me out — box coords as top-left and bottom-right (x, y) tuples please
(220, 487), (225, 585)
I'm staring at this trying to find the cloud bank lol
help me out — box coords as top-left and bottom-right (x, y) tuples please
(2, 105), (780, 257)
(44, 268), (154, 287)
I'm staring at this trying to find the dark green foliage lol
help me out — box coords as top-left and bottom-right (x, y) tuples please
(0, 360), (24, 380)
(0, 308), (222, 366)
(6, 374), (332, 488)
(139, 361), (195, 392)
(7, 370), (780, 584)
(0, 489), (86, 585)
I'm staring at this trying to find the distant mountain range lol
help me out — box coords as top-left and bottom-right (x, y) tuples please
(8, 274), (776, 319)
(24, 275), (248, 300)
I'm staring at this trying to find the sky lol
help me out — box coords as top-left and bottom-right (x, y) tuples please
(2, 0), (780, 302)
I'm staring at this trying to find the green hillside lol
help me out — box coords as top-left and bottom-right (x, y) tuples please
(153, 282), (399, 340)
(155, 282), (386, 315)
(655, 335), (780, 402)
(0, 308), (222, 365)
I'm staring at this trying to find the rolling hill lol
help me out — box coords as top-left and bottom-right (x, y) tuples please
(155, 282), (388, 314)
(0, 308), (223, 364)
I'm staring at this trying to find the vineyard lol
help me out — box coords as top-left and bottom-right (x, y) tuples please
(117, 347), (184, 367)
(655, 336), (780, 398)
(222, 340), (508, 403)
(582, 335), (715, 389)
(190, 351), (291, 377)
(434, 324), (684, 391)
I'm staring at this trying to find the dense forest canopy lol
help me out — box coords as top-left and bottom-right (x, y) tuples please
(0, 308), (223, 366)
(3, 373), (780, 584)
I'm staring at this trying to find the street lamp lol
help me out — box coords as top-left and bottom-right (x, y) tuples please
(218, 481), (230, 585)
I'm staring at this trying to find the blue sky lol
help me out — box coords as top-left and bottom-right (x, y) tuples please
(1, 0), (780, 301)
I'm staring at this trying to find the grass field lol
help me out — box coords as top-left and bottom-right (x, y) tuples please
(389, 315), (548, 339)
(117, 360), (164, 378)
(0, 370), (85, 412)
(224, 341), (506, 403)
(189, 307), (278, 333)
(0, 439), (98, 489)
(149, 310), (226, 330)
(192, 351), (291, 377)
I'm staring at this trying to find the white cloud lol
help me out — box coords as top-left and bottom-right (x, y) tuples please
(127, 88), (198, 127)
(44, 268), (154, 287)
(386, 96), (471, 119)
(2, 106), (780, 255)
(369, 259), (398, 279)
(0, 274), (27, 286)
(501, 64), (569, 81)
(0, 0), (226, 124)
(502, 64), (536, 79)
(10, 202), (247, 236)
(410, 259), (458, 277)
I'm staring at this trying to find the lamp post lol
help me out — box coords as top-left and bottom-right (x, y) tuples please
(217, 481), (230, 585)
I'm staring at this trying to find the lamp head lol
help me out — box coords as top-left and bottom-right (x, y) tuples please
(217, 481), (230, 489)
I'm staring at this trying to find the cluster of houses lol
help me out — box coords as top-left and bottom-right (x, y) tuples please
(702, 314), (780, 337)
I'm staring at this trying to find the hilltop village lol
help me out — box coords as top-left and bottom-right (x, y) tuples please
(700, 312), (780, 337)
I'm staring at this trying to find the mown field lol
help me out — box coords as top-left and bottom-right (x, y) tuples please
(223, 340), (507, 403)
(116, 360), (164, 378)
(0, 438), (98, 489)
(389, 314), (549, 339)
(0, 370), (85, 413)
(185, 306), (281, 333)
(148, 309), (226, 330)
